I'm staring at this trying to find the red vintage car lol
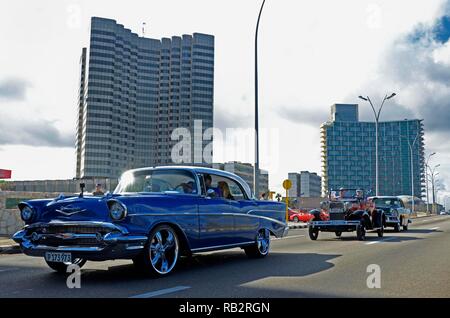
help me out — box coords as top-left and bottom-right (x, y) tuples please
(288, 208), (314, 223)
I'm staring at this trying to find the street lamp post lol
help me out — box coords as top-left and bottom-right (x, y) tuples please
(254, 0), (266, 198)
(428, 164), (440, 213)
(401, 133), (420, 215)
(425, 152), (436, 215)
(358, 93), (396, 196)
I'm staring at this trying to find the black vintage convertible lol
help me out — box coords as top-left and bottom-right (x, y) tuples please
(309, 189), (385, 241)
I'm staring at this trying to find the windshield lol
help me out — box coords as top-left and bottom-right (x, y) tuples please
(331, 189), (364, 200)
(373, 198), (401, 207)
(114, 169), (198, 195)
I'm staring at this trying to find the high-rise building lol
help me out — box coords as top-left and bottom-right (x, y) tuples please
(212, 162), (269, 196)
(321, 104), (425, 197)
(76, 17), (214, 178)
(287, 171), (322, 198)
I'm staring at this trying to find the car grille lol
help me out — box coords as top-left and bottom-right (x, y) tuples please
(27, 225), (112, 235)
(39, 237), (101, 247)
(25, 225), (119, 247)
(329, 213), (345, 221)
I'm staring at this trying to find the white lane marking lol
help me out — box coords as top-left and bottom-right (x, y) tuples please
(273, 234), (305, 241)
(366, 237), (396, 245)
(430, 227), (440, 230)
(129, 286), (191, 298)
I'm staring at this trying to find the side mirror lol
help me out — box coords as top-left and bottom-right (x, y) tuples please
(206, 188), (216, 198)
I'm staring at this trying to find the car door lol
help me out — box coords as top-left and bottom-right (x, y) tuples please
(197, 173), (236, 248)
(224, 178), (260, 243)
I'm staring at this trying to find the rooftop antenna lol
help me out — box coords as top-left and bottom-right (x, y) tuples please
(142, 22), (147, 37)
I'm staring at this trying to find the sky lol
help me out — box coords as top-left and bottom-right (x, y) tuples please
(0, 0), (449, 204)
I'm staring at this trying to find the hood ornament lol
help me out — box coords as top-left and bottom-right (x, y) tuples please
(56, 205), (87, 216)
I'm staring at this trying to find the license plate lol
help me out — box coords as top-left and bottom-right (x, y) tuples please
(330, 208), (344, 213)
(45, 252), (72, 263)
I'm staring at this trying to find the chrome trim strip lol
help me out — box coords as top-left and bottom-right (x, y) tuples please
(191, 241), (255, 252)
(127, 212), (287, 227)
(22, 242), (104, 252)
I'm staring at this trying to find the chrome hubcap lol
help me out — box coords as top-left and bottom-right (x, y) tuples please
(256, 229), (270, 255)
(150, 229), (178, 274)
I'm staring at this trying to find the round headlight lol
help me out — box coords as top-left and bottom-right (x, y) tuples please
(109, 201), (127, 221)
(390, 209), (398, 217)
(21, 206), (34, 222)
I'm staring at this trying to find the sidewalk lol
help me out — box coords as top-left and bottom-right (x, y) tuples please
(288, 222), (308, 229)
(0, 236), (20, 254)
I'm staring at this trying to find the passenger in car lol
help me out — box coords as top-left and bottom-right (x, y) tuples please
(218, 181), (234, 200)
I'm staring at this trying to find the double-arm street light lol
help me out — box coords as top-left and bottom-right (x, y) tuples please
(254, 0), (266, 198)
(358, 93), (396, 196)
(425, 152), (436, 215)
(428, 164), (440, 213)
(401, 133), (420, 215)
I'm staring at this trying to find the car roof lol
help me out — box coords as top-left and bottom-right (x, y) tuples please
(124, 165), (253, 198)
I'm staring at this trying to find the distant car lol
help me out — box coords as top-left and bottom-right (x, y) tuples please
(367, 196), (411, 232)
(288, 208), (314, 223)
(13, 166), (288, 277)
(309, 189), (385, 241)
(440, 211), (448, 215)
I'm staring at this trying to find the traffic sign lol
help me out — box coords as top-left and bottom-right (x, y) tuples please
(282, 179), (292, 190)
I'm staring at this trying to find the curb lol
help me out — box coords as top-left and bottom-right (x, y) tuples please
(0, 244), (21, 255)
(288, 223), (308, 229)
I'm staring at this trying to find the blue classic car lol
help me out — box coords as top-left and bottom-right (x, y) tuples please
(13, 166), (288, 276)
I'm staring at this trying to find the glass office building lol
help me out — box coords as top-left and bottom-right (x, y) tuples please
(287, 171), (322, 198)
(321, 104), (425, 197)
(76, 17), (214, 178)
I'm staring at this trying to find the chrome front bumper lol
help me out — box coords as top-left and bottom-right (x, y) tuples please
(13, 221), (148, 261)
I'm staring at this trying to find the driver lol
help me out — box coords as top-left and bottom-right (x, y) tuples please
(180, 181), (195, 194)
(204, 174), (221, 197)
(338, 188), (346, 200)
(355, 189), (364, 200)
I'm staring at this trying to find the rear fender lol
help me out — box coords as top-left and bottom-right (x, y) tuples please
(348, 210), (371, 228)
(311, 210), (322, 221)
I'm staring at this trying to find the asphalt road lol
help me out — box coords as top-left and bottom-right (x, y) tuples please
(0, 215), (449, 298)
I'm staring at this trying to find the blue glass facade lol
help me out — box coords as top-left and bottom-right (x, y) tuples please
(321, 105), (425, 197)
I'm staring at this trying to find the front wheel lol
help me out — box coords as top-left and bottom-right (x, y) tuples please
(244, 229), (270, 258)
(309, 227), (319, 240)
(133, 225), (180, 277)
(377, 226), (384, 238)
(394, 223), (401, 232)
(402, 223), (408, 231)
(45, 258), (86, 273)
(356, 225), (366, 241)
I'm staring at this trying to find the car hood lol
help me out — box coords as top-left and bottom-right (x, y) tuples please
(376, 206), (395, 214)
(25, 195), (113, 223)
